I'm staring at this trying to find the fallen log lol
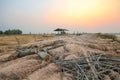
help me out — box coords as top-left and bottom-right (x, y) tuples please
(38, 50), (53, 62)
(3, 48), (37, 61)
(1, 40), (65, 62)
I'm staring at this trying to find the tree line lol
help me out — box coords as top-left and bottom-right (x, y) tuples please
(0, 29), (22, 35)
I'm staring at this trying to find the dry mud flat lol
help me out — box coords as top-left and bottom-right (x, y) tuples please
(0, 34), (120, 80)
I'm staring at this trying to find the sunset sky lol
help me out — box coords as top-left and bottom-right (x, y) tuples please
(0, 0), (120, 33)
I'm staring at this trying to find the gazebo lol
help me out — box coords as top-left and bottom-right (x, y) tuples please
(54, 28), (69, 35)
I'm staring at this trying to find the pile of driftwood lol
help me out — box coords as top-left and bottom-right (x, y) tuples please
(55, 54), (120, 80)
(1, 40), (65, 62)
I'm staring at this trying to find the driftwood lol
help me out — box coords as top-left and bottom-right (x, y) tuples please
(1, 40), (65, 62)
(0, 47), (37, 62)
(55, 55), (120, 80)
(37, 40), (65, 62)
(38, 50), (53, 62)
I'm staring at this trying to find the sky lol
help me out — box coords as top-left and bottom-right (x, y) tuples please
(0, 0), (120, 33)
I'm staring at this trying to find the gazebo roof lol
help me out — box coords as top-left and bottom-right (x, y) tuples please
(54, 28), (69, 31)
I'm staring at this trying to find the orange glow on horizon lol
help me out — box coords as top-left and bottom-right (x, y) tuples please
(44, 0), (120, 27)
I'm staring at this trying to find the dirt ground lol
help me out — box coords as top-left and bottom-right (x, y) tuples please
(0, 34), (120, 80)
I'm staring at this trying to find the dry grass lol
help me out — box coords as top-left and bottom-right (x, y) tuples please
(96, 33), (120, 43)
(0, 34), (54, 55)
(0, 34), (54, 45)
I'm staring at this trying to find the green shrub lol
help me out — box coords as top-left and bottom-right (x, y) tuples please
(0, 31), (3, 34)
(4, 29), (22, 35)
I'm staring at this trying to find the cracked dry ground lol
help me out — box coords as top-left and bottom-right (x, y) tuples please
(0, 34), (120, 80)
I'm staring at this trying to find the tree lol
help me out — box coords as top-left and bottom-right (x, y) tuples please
(15, 29), (22, 34)
(4, 29), (22, 35)
(0, 30), (3, 34)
